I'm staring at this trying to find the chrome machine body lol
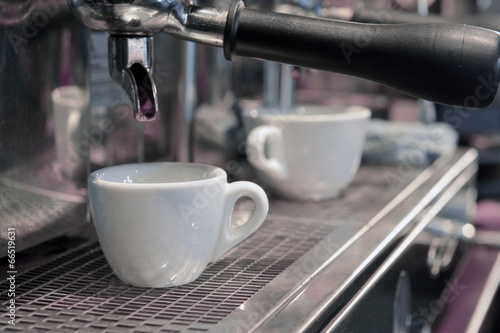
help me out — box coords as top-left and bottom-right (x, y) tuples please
(0, 1), (187, 252)
(0, 0), (90, 252)
(2, 0), (500, 331)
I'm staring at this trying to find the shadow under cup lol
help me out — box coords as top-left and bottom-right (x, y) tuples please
(88, 162), (269, 288)
(242, 105), (371, 201)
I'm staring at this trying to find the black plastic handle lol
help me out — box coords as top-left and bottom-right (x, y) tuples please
(224, 1), (500, 108)
(353, 10), (500, 33)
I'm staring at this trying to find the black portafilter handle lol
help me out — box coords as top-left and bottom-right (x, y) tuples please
(223, 1), (500, 108)
(353, 10), (500, 33)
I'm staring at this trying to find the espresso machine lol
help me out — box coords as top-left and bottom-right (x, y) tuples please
(2, 0), (500, 332)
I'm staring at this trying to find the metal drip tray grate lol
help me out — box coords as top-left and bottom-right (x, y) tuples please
(0, 149), (478, 332)
(0, 157), (440, 332)
(1, 219), (332, 332)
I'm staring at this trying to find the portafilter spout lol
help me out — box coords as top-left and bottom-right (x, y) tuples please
(69, 0), (227, 121)
(109, 36), (157, 122)
(70, 0), (500, 120)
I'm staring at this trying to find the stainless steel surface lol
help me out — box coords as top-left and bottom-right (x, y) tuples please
(236, 149), (477, 333)
(89, 31), (187, 165)
(393, 271), (412, 333)
(0, 1), (186, 254)
(0, 148), (478, 332)
(0, 0), (90, 253)
(323, 154), (477, 332)
(70, 0), (227, 47)
(0, 214), (333, 332)
(263, 62), (281, 107)
(74, 0), (203, 160)
(175, 41), (197, 162)
(70, 0), (226, 126)
(426, 218), (460, 278)
(263, 62), (295, 109)
(109, 35), (158, 121)
(465, 253), (500, 333)
(431, 244), (500, 332)
(279, 64), (295, 110)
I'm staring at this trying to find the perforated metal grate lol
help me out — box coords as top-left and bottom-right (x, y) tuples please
(0, 160), (420, 332)
(1, 219), (332, 332)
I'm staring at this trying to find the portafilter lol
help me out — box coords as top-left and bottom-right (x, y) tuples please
(70, 0), (500, 121)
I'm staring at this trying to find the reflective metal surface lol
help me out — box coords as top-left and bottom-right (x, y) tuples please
(70, 0), (227, 46)
(219, 148), (477, 332)
(175, 41), (197, 162)
(88, 31), (185, 164)
(109, 35), (158, 121)
(0, 1), (186, 255)
(393, 271), (412, 333)
(323, 155), (477, 332)
(464, 253), (500, 333)
(69, 0), (226, 124)
(0, 148), (478, 332)
(0, 0), (90, 253)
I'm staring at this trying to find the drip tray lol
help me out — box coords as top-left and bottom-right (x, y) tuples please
(0, 220), (333, 333)
(0, 149), (477, 332)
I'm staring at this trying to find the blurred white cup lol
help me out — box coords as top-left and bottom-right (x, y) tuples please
(243, 105), (371, 201)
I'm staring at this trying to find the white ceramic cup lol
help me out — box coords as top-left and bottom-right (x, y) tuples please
(52, 86), (90, 178)
(242, 105), (371, 201)
(88, 162), (269, 288)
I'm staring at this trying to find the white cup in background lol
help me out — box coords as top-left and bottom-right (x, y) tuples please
(243, 105), (371, 201)
(88, 162), (269, 288)
(51, 86), (90, 178)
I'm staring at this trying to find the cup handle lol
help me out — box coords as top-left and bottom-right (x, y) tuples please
(211, 181), (269, 261)
(246, 125), (287, 180)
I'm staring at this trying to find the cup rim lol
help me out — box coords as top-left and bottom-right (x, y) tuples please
(88, 162), (226, 187)
(51, 85), (90, 109)
(242, 104), (371, 123)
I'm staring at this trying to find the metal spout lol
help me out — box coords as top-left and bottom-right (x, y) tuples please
(69, 0), (227, 122)
(109, 35), (158, 121)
